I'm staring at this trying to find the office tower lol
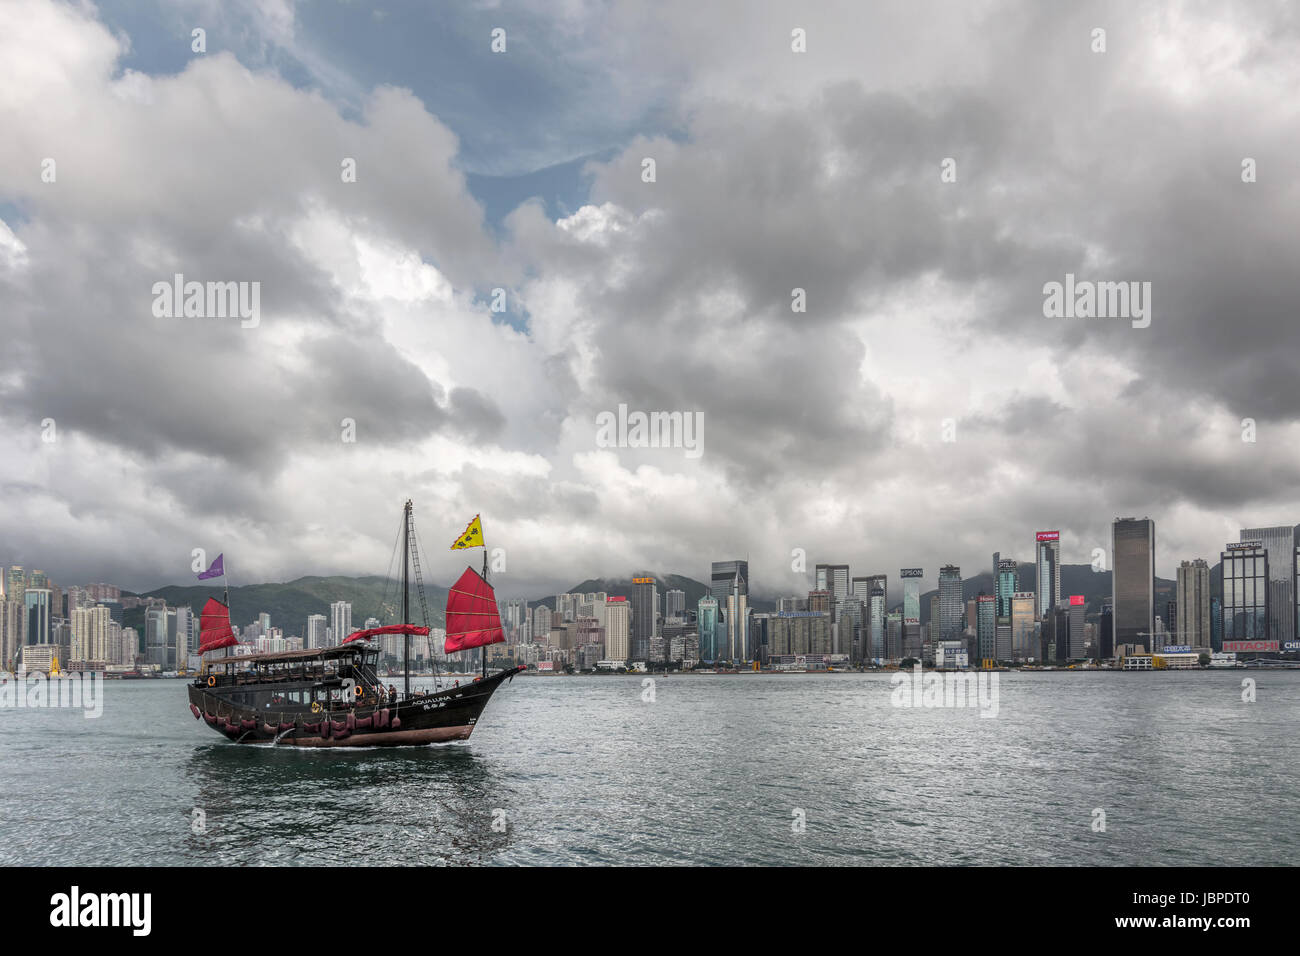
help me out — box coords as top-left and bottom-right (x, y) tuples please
(976, 595), (996, 663)
(604, 596), (630, 661)
(938, 565), (963, 642)
(665, 589), (685, 619)
(29, 570), (48, 589)
(1010, 592), (1035, 660)
(1174, 559), (1211, 650)
(1220, 542), (1269, 651)
(814, 564), (850, 603)
(777, 596), (807, 613)
(1111, 518), (1155, 652)
(995, 559), (1018, 618)
(711, 560), (750, 662)
(1099, 604), (1114, 659)
(630, 576), (658, 662)
(24, 588), (51, 646)
(174, 605), (194, 660)
(857, 573), (887, 612)
(532, 604), (552, 641)
(1035, 532), (1061, 617)
(305, 614), (327, 650)
(696, 595), (722, 662)
(995, 622), (1012, 661)
(1239, 525), (1299, 647)
(1210, 597), (1222, 651)
(0, 600), (21, 669)
(868, 588), (886, 661)
(886, 611), (902, 660)
(1067, 596), (1087, 658)
(711, 560), (749, 605)
(807, 590), (832, 614)
(836, 598), (863, 659)
(120, 627), (139, 665)
(259, 612), (271, 636)
(330, 601), (352, 648)
(144, 605), (167, 667)
(900, 568), (922, 657)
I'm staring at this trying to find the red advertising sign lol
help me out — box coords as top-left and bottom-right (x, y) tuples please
(1223, 641), (1279, 652)
(1069, 595), (1085, 606)
(1036, 531), (1060, 541)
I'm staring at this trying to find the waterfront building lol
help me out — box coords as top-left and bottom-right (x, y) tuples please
(23, 588), (51, 646)
(1010, 592), (1035, 661)
(815, 564), (849, 602)
(976, 594), (996, 663)
(938, 565), (963, 642)
(1220, 542), (1269, 652)
(630, 576), (658, 662)
(1111, 517), (1155, 652)
(1175, 559), (1212, 650)
(868, 588), (886, 660)
(603, 596), (630, 662)
(711, 561), (750, 662)
(696, 595), (722, 662)
(1239, 525), (1299, 648)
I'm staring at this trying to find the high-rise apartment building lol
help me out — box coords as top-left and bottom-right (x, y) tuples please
(631, 576), (658, 662)
(330, 601), (352, 648)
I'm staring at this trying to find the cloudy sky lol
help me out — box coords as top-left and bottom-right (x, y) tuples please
(2, 0), (1298, 601)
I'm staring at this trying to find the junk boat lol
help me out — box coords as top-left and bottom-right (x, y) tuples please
(186, 501), (521, 746)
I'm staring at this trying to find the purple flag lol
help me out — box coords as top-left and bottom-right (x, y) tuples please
(197, 553), (224, 580)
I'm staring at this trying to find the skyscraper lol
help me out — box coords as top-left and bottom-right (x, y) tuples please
(1111, 518), (1155, 651)
(937, 565), (963, 642)
(995, 559), (1018, 618)
(665, 589), (685, 619)
(305, 614), (327, 650)
(604, 596), (630, 662)
(1220, 542), (1269, 651)
(631, 576), (658, 662)
(815, 564), (850, 603)
(24, 588), (51, 646)
(1238, 525), (1299, 648)
(1035, 531), (1061, 617)
(868, 588), (886, 661)
(1010, 592), (1035, 660)
(1175, 559), (1211, 650)
(697, 595), (722, 662)
(900, 568), (923, 658)
(712, 561), (750, 662)
(976, 594), (996, 663)
(330, 601), (352, 648)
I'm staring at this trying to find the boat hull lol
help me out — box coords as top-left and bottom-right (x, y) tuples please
(186, 666), (523, 747)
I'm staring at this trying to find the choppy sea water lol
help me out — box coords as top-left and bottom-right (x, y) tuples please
(0, 671), (1295, 866)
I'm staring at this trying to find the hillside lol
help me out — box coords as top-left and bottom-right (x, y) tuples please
(124, 575), (448, 637)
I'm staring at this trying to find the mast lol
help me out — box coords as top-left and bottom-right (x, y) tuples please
(403, 499), (411, 699)
(481, 549), (489, 678)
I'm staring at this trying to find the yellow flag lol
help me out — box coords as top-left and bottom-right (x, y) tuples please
(450, 514), (484, 550)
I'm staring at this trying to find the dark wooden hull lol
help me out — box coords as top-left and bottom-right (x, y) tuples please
(186, 666), (524, 747)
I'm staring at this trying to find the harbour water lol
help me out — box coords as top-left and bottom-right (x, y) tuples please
(1, 671), (1295, 866)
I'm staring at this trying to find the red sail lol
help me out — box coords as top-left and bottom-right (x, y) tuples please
(445, 566), (504, 653)
(343, 623), (431, 644)
(198, 597), (238, 654)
